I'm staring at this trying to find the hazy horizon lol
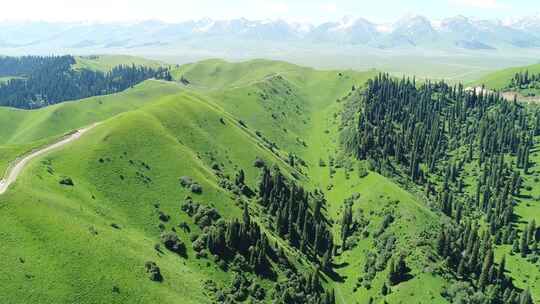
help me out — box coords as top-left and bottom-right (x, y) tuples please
(2, 0), (540, 82)
(1, 0), (539, 24)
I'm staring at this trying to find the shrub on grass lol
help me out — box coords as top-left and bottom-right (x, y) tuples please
(59, 177), (74, 186)
(144, 261), (162, 282)
(193, 206), (220, 228)
(158, 211), (170, 222)
(358, 163), (369, 178)
(179, 176), (193, 187)
(181, 197), (200, 216)
(375, 214), (394, 237)
(211, 163), (221, 171)
(178, 222), (190, 233)
(192, 236), (206, 252)
(190, 183), (203, 194)
(254, 157), (266, 168)
(160, 232), (186, 256)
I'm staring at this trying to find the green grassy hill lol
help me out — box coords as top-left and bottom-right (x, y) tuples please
(0, 90), (293, 303)
(175, 60), (453, 303)
(471, 62), (540, 90)
(0, 80), (182, 145)
(0, 80), (184, 175)
(0, 58), (538, 304)
(74, 55), (166, 72)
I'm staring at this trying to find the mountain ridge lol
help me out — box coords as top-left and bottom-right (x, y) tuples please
(2, 14), (540, 50)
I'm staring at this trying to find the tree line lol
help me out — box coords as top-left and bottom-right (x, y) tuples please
(509, 70), (540, 89)
(186, 195), (335, 303)
(341, 73), (538, 303)
(0, 55), (172, 109)
(437, 219), (535, 303)
(258, 165), (335, 272)
(0, 55), (59, 77)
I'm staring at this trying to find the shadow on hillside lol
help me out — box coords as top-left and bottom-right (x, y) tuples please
(333, 261), (350, 269)
(323, 266), (346, 283)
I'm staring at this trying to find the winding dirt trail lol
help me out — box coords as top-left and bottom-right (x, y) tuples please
(0, 123), (99, 195)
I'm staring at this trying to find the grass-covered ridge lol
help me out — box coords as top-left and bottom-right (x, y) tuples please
(0, 80), (183, 175)
(0, 58), (538, 304)
(74, 55), (166, 72)
(472, 62), (540, 90)
(0, 89), (292, 303)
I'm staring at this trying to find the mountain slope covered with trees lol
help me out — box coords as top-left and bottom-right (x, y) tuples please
(341, 73), (539, 303)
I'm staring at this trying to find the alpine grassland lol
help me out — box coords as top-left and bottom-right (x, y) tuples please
(0, 58), (538, 304)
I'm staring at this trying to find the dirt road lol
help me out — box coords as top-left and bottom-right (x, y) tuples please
(0, 123), (99, 195)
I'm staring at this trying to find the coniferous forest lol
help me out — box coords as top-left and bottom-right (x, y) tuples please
(341, 74), (538, 303)
(506, 70), (540, 98)
(509, 71), (540, 90)
(0, 55), (172, 108)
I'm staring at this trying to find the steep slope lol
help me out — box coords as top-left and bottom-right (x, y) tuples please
(174, 58), (375, 156)
(173, 59), (456, 303)
(0, 90), (297, 304)
(338, 72), (540, 303)
(0, 80), (183, 175)
(493, 133), (540, 301)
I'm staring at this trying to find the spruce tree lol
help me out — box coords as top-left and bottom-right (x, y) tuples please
(341, 203), (353, 248)
(512, 238), (520, 254)
(478, 249), (494, 290)
(527, 220), (536, 245)
(321, 249), (332, 272)
(243, 201), (250, 226)
(457, 258), (466, 278)
(497, 255), (506, 283)
(520, 229), (529, 257)
(519, 289), (533, 304)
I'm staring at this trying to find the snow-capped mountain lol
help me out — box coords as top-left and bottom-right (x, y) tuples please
(439, 15), (479, 37)
(390, 15), (438, 44)
(508, 14), (540, 35)
(1, 14), (540, 52)
(198, 18), (305, 40)
(307, 17), (380, 44)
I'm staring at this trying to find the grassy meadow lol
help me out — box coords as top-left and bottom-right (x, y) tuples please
(0, 58), (538, 303)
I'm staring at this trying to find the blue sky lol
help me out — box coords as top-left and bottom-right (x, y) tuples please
(2, 0), (539, 23)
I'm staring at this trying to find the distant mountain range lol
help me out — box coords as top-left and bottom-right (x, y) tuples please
(2, 14), (540, 51)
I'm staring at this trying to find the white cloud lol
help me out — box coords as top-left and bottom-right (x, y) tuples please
(449, 0), (508, 9)
(321, 3), (338, 13)
(258, 0), (290, 14)
(0, 0), (184, 22)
